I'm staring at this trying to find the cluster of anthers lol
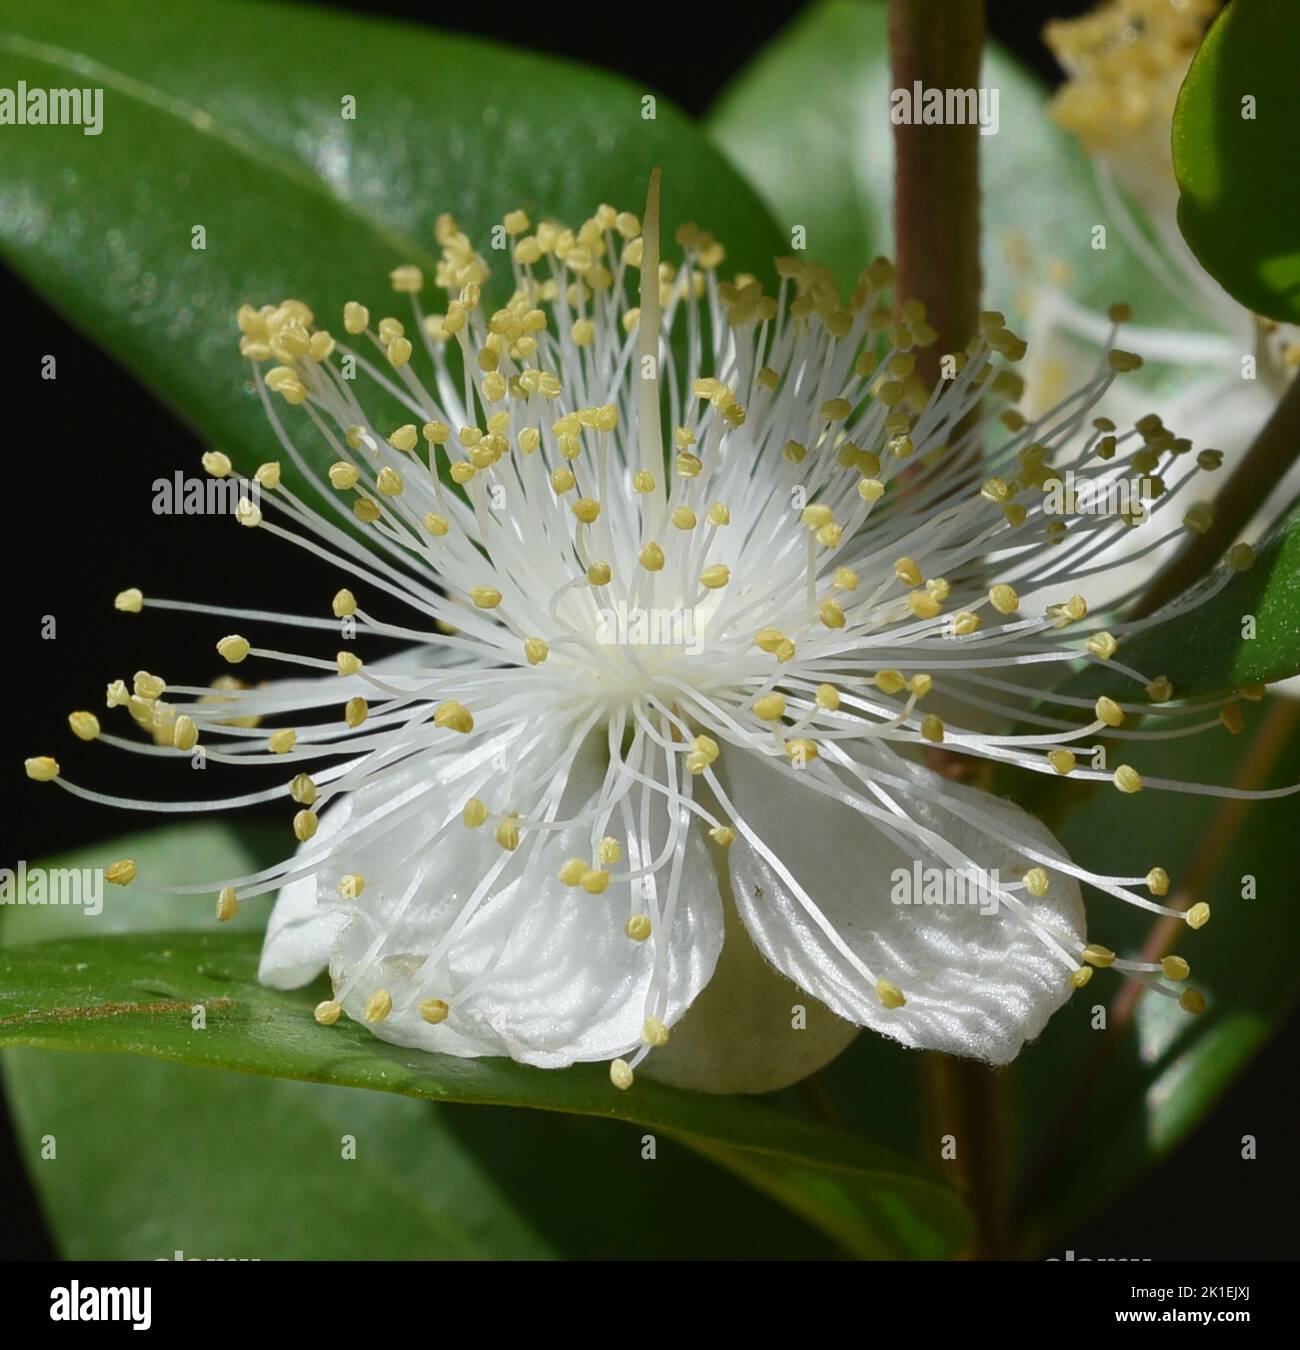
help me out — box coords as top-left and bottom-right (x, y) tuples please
(26, 172), (1296, 1090)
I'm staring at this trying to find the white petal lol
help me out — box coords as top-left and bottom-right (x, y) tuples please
(720, 742), (1085, 1065)
(301, 729), (723, 1067)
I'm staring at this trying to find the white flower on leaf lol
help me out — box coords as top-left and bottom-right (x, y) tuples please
(29, 171), (1293, 1097)
(1018, 0), (1300, 612)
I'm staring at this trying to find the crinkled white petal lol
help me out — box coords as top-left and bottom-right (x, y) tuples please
(721, 742), (1085, 1065)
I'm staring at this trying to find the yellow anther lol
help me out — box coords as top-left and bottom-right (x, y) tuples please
(387, 424), (419, 454)
(1069, 966), (1093, 989)
(707, 501), (731, 526)
(289, 773), (317, 806)
(314, 1000), (343, 1026)
(496, 817), (521, 852)
(105, 859), (136, 886)
(336, 651), (364, 678)
(572, 497), (602, 523)
(364, 989), (393, 1023)
(610, 1059), (635, 1090)
(907, 591), (942, 620)
(816, 684), (841, 711)
(1143, 676), (1173, 704)
(951, 611), (981, 637)
(419, 997), (451, 1025)
(1048, 748), (1077, 775)
(332, 589), (357, 618)
(818, 599), (846, 629)
(328, 462), (361, 491)
(1082, 943), (1116, 968)
(876, 979), (906, 1009)
(1183, 502), (1214, 535)
(343, 301), (370, 335)
(908, 673), (933, 699)
(559, 857), (589, 887)
(1113, 764), (1143, 793)
(236, 497), (263, 528)
(1140, 869), (1169, 901)
(293, 809), (319, 844)
(834, 566), (859, 591)
(802, 504), (836, 531)
(133, 671), (166, 700)
(688, 735), (720, 775)
(469, 585), (503, 610)
(625, 913), (653, 943)
(523, 637), (549, 666)
(1087, 631), (1118, 660)
(581, 868), (611, 895)
(216, 886), (240, 923)
(874, 669), (906, 696)
(700, 564), (731, 590)
(755, 628), (784, 654)
(386, 336), (413, 367)
(786, 738), (818, 764)
(201, 450), (232, 478)
(638, 541), (666, 572)
(376, 466), (404, 497)
(643, 1017), (671, 1047)
(1107, 349), (1143, 373)
(462, 797), (489, 829)
(587, 561), (612, 586)
(115, 587), (144, 613)
(858, 478), (886, 502)
(389, 264), (423, 294)
(1227, 542), (1255, 571)
(632, 469), (656, 494)
(255, 461), (282, 490)
(989, 583), (1019, 615)
(339, 874), (365, 901)
(1095, 696), (1125, 728)
(709, 825), (736, 849)
(921, 714), (945, 744)
(172, 715), (199, 751)
(269, 728), (297, 754)
(1180, 987), (1207, 1015)
(1185, 901), (1211, 930)
(1162, 955), (1191, 982)
(1024, 867), (1051, 898)
(68, 711), (101, 741)
(598, 836), (622, 865)
(344, 696), (368, 729)
(676, 452), (703, 478)
(434, 700), (474, 734)
(753, 693), (786, 721)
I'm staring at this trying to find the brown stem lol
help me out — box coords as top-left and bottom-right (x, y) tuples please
(889, 0), (986, 388)
(1134, 372), (1300, 618)
(889, 0), (1003, 1258)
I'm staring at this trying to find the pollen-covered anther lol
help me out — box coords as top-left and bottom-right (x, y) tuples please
(1069, 966), (1093, 989)
(1113, 764), (1143, 794)
(419, 998), (450, 1025)
(1185, 902), (1211, 930)
(1096, 696), (1125, 728)
(293, 809), (319, 842)
(1161, 955), (1191, 982)
(172, 715), (199, 751)
(339, 874), (365, 901)
(1180, 988), (1207, 1016)
(701, 564), (731, 590)
(753, 693), (786, 721)
(819, 599), (846, 629)
(134, 671), (166, 700)
(786, 738), (818, 764)
(102, 859), (136, 886)
(1087, 631), (1118, 660)
(1082, 943), (1115, 968)
(1146, 866), (1170, 896)
(626, 914), (653, 942)
(289, 773), (317, 806)
(332, 589), (358, 619)
(687, 735), (720, 775)
(114, 588), (144, 614)
(581, 868), (611, 895)
(989, 583), (1019, 615)
(269, 728), (297, 754)
(610, 1059), (635, 1090)
(365, 990), (393, 1023)
(1024, 867), (1051, 897)
(314, 1000), (343, 1026)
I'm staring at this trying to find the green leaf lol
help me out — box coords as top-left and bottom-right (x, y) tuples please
(1174, 0), (1300, 324)
(0, 0), (784, 483)
(1014, 697), (1300, 1247)
(0, 823), (971, 1259)
(1063, 504), (1300, 702)
(707, 0), (1204, 327)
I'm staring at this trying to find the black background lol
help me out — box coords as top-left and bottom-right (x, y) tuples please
(4, 0), (1296, 1262)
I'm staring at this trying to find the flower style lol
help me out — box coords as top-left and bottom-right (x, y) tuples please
(26, 172), (1293, 1095)
(1020, 0), (1299, 611)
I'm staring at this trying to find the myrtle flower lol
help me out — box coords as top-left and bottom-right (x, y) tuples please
(1021, 0), (1299, 609)
(26, 174), (1294, 1095)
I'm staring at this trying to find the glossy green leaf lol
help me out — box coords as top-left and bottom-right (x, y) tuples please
(0, 0), (784, 485)
(0, 822), (971, 1259)
(1013, 699), (1300, 1247)
(1174, 0), (1300, 323)
(1062, 504), (1300, 702)
(707, 0), (1204, 328)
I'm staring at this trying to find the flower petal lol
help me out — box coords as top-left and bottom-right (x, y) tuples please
(718, 742), (1085, 1065)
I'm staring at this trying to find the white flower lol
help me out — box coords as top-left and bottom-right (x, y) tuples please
(29, 174), (1279, 1095)
(1019, 0), (1300, 611)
